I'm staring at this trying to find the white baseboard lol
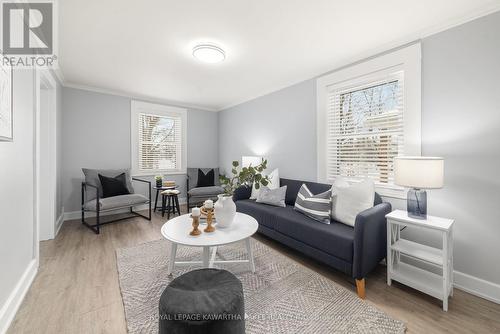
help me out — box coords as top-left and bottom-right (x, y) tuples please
(454, 270), (500, 304)
(55, 213), (64, 237)
(63, 197), (187, 221)
(0, 259), (38, 334)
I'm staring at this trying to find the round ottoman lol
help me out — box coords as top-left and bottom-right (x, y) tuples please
(159, 268), (245, 334)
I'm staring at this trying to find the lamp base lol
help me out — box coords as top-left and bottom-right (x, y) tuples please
(407, 188), (427, 219)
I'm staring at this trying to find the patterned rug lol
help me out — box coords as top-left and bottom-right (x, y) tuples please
(116, 238), (406, 334)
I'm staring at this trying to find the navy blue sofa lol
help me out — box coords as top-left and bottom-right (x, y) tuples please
(234, 178), (391, 298)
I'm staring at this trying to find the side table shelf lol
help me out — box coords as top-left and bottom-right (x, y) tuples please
(386, 210), (454, 311)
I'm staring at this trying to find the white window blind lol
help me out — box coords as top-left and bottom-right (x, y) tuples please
(326, 72), (404, 190)
(131, 100), (187, 175)
(138, 113), (182, 172)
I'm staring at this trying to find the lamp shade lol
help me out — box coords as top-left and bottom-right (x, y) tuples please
(394, 157), (444, 189)
(242, 156), (262, 168)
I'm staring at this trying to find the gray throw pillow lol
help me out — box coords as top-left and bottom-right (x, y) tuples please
(256, 185), (287, 207)
(294, 184), (332, 224)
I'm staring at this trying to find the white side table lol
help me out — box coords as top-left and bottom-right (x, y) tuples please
(385, 210), (454, 311)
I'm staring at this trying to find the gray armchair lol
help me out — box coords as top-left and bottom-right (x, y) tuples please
(81, 168), (151, 234)
(186, 168), (224, 210)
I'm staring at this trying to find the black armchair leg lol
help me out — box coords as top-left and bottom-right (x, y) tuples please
(96, 209), (100, 234)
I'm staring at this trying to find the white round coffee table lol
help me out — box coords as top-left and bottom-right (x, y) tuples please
(161, 212), (258, 275)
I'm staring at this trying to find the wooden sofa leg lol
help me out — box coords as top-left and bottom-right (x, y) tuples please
(356, 279), (366, 299)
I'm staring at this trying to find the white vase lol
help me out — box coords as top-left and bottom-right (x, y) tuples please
(214, 194), (236, 228)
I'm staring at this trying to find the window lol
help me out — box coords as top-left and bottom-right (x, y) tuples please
(317, 44), (421, 198)
(131, 101), (187, 175)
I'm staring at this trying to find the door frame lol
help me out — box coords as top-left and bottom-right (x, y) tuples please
(34, 68), (57, 248)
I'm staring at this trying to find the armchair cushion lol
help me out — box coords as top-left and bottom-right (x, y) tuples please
(196, 168), (215, 187)
(98, 173), (130, 198)
(82, 168), (134, 200)
(187, 168), (220, 190)
(84, 194), (149, 211)
(188, 186), (224, 197)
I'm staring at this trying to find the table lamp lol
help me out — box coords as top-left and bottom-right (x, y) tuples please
(394, 156), (444, 219)
(242, 156), (262, 168)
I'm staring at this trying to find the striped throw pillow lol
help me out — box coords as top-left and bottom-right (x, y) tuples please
(294, 184), (332, 224)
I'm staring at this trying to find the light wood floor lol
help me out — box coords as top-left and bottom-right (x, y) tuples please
(7, 207), (500, 334)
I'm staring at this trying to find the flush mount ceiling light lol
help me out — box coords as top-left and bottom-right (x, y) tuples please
(192, 44), (225, 63)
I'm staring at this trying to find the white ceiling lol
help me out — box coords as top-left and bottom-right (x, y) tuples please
(59, 0), (500, 111)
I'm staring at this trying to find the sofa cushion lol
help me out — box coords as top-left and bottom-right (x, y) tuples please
(274, 208), (354, 262)
(280, 178), (383, 206)
(236, 199), (354, 262)
(82, 168), (134, 201)
(236, 199), (288, 230)
(280, 178), (332, 206)
(84, 194), (149, 211)
(256, 185), (287, 207)
(294, 184), (332, 224)
(332, 178), (375, 227)
(188, 186), (224, 197)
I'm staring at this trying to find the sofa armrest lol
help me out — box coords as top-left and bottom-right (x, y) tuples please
(233, 185), (251, 201)
(352, 202), (392, 279)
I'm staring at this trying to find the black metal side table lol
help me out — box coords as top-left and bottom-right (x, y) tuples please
(153, 185), (178, 212)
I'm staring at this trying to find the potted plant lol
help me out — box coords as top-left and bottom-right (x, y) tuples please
(216, 159), (269, 228)
(155, 175), (163, 188)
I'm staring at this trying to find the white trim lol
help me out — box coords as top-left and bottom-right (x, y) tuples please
(55, 213), (64, 237)
(317, 43), (421, 199)
(63, 199), (187, 221)
(454, 270), (500, 305)
(0, 259), (38, 334)
(63, 82), (217, 112)
(219, 5), (500, 111)
(35, 68), (58, 241)
(130, 100), (188, 176)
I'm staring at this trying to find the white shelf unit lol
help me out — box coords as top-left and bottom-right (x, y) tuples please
(386, 210), (454, 311)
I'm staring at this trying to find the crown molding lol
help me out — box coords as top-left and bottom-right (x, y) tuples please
(58, 4), (500, 113)
(219, 5), (500, 111)
(61, 82), (218, 112)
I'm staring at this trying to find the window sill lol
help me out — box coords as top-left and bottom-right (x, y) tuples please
(131, 170), (187, 177)
(376, 187), (406, 200)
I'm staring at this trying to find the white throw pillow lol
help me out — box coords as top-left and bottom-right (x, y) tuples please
(250, 168), (279, 199)
(331, 177), (375, 227)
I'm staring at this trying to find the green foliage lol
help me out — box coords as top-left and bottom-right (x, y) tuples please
(219, 159), (270, 195)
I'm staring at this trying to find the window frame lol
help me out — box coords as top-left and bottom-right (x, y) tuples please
(131, 100), (187, 176)
(316, 43), (421, 198)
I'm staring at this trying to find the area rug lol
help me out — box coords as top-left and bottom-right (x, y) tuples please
(116, 238), (406, 334)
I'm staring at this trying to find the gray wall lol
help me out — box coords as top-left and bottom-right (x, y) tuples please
(218, 79), (317, 180)
(61, 87), (218, 213)
(219, 11), (500, 290)
(0, 70), (36, 315)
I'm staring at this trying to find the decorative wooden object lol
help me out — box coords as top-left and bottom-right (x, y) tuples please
(201, 206), (215, 233)
(189, 215), (201, 236)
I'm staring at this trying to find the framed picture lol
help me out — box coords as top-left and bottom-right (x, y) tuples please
(0, 60), (13, 141)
